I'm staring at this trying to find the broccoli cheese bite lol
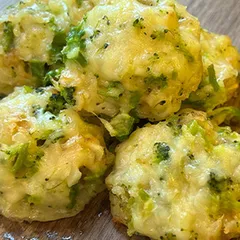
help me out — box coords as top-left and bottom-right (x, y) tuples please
(106, 109), (240, 240)
(0, 86), (113, 221)
(57, 0), (202, 138)
(0, 0), (94, 95)
(207, 93), (240, 134)
(186, 29), (240, 110)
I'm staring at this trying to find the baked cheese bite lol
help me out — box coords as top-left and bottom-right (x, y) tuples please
(106, 109), (240, 240)
(186, 29), (240, 110)
(0, 86), (113, 221)
(57, 0), (202, 139)
(0, 0), (94, 95)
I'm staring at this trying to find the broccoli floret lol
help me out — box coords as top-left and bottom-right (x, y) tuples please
(5, 143), (43, 178)
(43, 68), (63, 86)
(144, 74), (168, 88)
(45, 87), (76, 115)
(98, 81), (124, 99)
(45, 93), (66, 115)
(154, 142), (170, 163)
(110, 113), (135, 141)
(100, 113), (136, 140)
(61, 87), (76, 106)
(62, 23), (87, 67)
(208, 172), (232, 194)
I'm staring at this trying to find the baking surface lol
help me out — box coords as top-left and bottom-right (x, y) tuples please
(0, 0), (240, 239)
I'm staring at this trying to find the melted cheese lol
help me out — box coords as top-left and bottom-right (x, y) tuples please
(0, 0), (94, 94)
(106, 109), (240, 240)
(59, 0), (202, 125)
(0, 87), (112, 221)
(187, 29), (240, 110)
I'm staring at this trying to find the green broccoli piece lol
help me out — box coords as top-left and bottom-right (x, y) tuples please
(110, 113), (135, 141)
(50, 32), (67, 63)
(5, 143), (43, 178)
(98, 81), (124, 99)
(129, 91), (141, 109)
(61, 87), (76, 106)
(139, 189), (150, 201)
(62, 23), (87, 67)
(45, 87), (76, 115)
(11, 143), (29, 174)
(154, 142), (170, 163)
(29, 61), (47, 81)
(208, 172), (232, 194)
(67, 183), (79, 209)
(187, 120), (205, 136)
(1, 21), (14, 52)
(43, 68), (63, 86)
(45, 93), (66, 115)
(208, 64), (219, 92)
(144, 74), (168, 88)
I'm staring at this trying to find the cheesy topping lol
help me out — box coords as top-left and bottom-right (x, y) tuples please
(58, 0), (202, 137)
(186, 29), (240, 110)
(107, 109), (240, 239)
(0, 87), (113, 221)
(0, 0), (94, 94)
